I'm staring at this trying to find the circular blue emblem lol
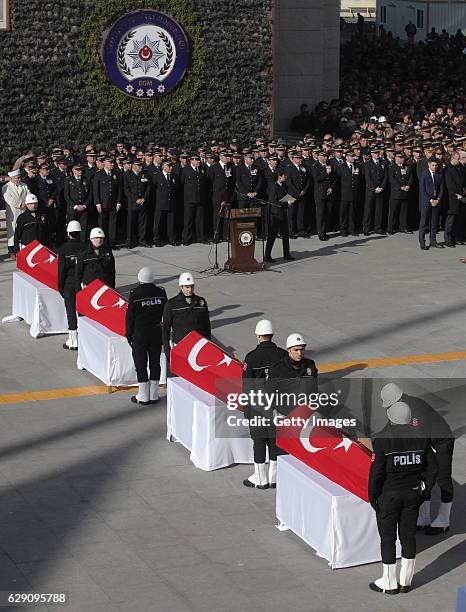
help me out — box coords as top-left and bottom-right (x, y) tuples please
(103, 10), (189, 99)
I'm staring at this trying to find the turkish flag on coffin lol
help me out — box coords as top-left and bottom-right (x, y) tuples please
(276, 405), (372, 502)
(76, 279), (127, 336)
(16, 240), (58, 291)
(170, 331), (243, 405)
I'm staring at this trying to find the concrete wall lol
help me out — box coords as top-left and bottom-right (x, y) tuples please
(273, 0), (340, 133)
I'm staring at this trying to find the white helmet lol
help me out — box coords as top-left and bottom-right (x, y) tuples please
(179, 272), (194, 286)
(255, 319), (274, 335)
(387, 401), (412, 425)
(90, 227), (105, 239)
(286, 333), (306, 349)
(138, 267), (154, 284)
(67, 220), (81, 234)
(25, 193), (38, 204)
(380, 383), (403, 409)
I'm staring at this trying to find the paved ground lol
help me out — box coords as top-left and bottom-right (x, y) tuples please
(0, 232), (464, 612)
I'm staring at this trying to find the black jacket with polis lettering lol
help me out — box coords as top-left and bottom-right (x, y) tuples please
(368, 423), (437, 504)
(162, 291), (211, 356)
(125, 283), (167, 343)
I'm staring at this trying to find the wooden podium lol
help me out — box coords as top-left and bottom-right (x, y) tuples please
(223, 208), (262, 273)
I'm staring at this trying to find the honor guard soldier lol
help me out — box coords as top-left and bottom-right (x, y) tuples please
(126, 267), (167, 406)
(58, 221), (85, 351)
(14, 194), (51, 252)
(124, 159), (152, 248)
(368, 401), (437, 594)
(93, 157), (122, 249)
(75, 227), (115, 290)
(64, 163), (92, 241)
(267, 333), (318, 417)
(381, 383), (454, 534)
(242, 320), (287, 489)
(162, 272), (211, 360)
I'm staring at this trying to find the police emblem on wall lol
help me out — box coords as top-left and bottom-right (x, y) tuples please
(103, 10), (189, 99)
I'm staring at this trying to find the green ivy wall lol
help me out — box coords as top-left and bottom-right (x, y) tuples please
(0, 0), (272, 168)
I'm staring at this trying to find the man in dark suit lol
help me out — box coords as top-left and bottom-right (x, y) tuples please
(363, 149), (387, 235)
(153, 160), (179, 246)
(181, 154), (208, 245)
(418, 159), (444, 250)
(388, 152), (414, 234)
(311, 150), (336, 241)
(208, 150), (235, 242)
(444, 152), (466, 247)
(337, 149), (362, 236)
(286, 151), (311, 238)
(52, 157), (70, 245)
(124, 159), (152, 248)
(236, 152), (264, 209)
(64, 163), (92, 241)
(93, 156), (123, 248)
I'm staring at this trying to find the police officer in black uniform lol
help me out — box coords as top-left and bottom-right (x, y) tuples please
(75, 227), (115, 290)
(368, 401), (437, 594)
(125, 267), (167, 406)
(14, 193), (52, 252)
(267, 333), (318, 417)
(162, 272), (211, 361)
(124, 159), (152, 248)
(242, 319), (287, 489)
(58, 220), (85, 351)
(380, 382), (454, 534)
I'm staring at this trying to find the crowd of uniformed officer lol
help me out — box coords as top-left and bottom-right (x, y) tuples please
(4, 108), (466, 260)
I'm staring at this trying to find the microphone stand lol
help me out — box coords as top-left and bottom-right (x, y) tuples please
(199, 201), (229, 274)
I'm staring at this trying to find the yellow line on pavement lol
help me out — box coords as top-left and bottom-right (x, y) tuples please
(0, 349), (465, 406)
(318, 350), (466, 373)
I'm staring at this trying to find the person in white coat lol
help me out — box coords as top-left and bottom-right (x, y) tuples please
(2, 169), (30, 259)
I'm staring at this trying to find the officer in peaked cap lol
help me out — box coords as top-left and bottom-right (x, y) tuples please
(180, 154), (208, 245)
(242, 320), (287, 490)
(162, 272), (211, 362)
(126, 267), (168, 406)
(368, 401), (437, 595)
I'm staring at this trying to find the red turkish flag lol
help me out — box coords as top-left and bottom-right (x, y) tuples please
(170, 331), (243, 404)
(16, 240), (58, 291)
(276, 405), (372, 501)
(76, 279), (127, 336)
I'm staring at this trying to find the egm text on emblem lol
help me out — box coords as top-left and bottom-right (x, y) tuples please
(103, 10), (190, 99)
(239, 231), (254, 247)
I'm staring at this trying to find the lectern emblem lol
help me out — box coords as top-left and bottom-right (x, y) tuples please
(239, 231), (254, 247)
